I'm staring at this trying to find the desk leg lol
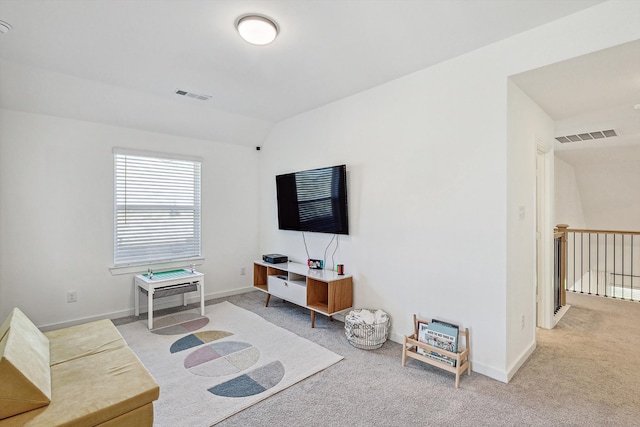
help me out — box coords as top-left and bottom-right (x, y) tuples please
(134, 284), (139, 317)
(199, 279), (205, 316)
(311, 311), (315, 328)
(148, 289), (154, 330)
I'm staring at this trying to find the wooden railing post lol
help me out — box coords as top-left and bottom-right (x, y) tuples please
(555, 224), (569, 306)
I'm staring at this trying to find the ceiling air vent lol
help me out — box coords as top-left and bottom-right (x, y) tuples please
(175, 89), (211, 101)
(555, 129), (617, 143)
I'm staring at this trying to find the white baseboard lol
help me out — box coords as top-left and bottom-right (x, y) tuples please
(553, 304), (571, 326)
(388, 330), (405, 345)
(388, 330), (515, 384)
(39, 309), (133, 332)
(472, 361), (508, 383)
(39, 286), (256, 332)
(506, 340), (537, 382)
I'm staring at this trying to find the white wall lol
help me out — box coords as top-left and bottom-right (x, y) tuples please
(0, 109), (260, 328)
(0, 0), (637, 383)
(573, 150), (640, 230)
(260, 58), (510, 380)
(257, 1), (640, 382)
(554, 156), (587, 228)
(506, 81), (554, 376)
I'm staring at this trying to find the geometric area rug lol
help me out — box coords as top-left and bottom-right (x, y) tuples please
(117, 301), (343, 426)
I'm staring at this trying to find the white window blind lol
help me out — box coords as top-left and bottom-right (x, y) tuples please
(114, 151), (201, 266)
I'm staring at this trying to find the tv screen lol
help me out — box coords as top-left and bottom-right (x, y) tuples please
(276, 164), (349, 235)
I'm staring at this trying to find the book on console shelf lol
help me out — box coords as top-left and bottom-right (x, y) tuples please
(416, 319), (459, 367)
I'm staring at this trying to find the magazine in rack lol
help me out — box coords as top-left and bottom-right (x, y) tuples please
(417, 319), (459, 367)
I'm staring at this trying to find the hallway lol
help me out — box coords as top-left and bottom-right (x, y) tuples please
(527, 292), (640, 422)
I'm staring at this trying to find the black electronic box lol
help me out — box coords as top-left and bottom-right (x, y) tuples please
(262, 253), (288, 264)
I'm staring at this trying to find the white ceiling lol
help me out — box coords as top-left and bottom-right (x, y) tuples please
(511, 39), (640, 162)
(512, 39), (640, 230)
(0, 0), (610, 146)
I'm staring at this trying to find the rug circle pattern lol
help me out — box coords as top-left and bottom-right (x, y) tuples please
(170, 330), (233, 353)
(184, 341), (261, 377)
(151, 313), (210, 335)
(170, 333), (277, 396)
(117, 302), (344, 426)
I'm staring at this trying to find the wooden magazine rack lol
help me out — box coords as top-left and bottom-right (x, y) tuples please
(402, 314), (471, 388)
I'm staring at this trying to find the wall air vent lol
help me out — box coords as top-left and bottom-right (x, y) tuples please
(555, 129), (617, 143)
(175, 89), (211, 101)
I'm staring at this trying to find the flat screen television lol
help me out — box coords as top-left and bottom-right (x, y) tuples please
(276, 164), (349, 235)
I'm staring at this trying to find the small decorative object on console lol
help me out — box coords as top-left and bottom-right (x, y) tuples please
(308, 259), (323, 269)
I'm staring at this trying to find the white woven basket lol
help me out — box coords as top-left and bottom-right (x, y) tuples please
(344, 309), (390, 350)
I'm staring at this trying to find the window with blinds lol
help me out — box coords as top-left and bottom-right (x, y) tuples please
(114, 151), (201, 266)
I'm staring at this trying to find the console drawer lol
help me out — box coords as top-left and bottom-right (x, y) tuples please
(268, 276), (306, 306)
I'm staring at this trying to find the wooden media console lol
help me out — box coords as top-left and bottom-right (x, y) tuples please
(253, 261), (353, 327)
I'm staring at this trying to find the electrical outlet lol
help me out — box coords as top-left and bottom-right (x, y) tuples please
(67, 290), (78, 303)
(240, 267), (246, 275)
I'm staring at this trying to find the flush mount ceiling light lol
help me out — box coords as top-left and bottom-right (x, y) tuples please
(236, 14), (278, 45)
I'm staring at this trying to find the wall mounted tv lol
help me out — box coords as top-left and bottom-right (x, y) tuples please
(276, 164), (349, 235)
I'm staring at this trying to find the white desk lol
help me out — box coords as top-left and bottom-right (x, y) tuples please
(134, 269), (204, 329)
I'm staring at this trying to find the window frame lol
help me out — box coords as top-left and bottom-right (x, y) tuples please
(112, 148), (203, 271)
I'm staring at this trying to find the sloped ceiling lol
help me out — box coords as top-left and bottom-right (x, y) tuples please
(557, 145), (640, 229)
(0, 0), (606, 146)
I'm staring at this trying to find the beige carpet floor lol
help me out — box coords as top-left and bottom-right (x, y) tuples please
(117, 290), (640, 426)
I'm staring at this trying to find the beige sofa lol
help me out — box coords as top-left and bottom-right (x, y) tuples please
(0, 308), (159, 426)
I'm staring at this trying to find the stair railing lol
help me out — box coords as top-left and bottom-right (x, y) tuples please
(556, 225), (640, 302)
